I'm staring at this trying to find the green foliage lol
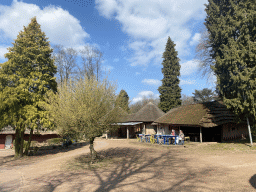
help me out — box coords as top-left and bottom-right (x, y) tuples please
(47, 138), (63, 145)
(42, 76), (119, 143)
(192, 88), (217, 103)
(205, 0), (256, 128)
(115, 89), (130, 113)
(30, 141), (38, 147)
(0, 17), (58, 156)
(158, 36), (182, 113)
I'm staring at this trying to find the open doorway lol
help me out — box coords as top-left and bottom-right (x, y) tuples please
(5, 135), (12, 149)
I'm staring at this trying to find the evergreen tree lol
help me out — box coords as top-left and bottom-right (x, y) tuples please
(192, 88), (217, 103)
(158, 37), (182, 113)
(205, 0), (256, 145)
(115, 89), (130, 113)
(0, 17), (57, 156)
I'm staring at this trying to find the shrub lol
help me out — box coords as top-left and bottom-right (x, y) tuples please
(47, 138), (63, 145)
(30, 141), (38, 147)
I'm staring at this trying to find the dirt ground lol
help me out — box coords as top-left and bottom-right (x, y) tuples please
(0, 139), (256, 192)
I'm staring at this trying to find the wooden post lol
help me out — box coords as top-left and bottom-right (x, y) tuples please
(200, 127), (202, 143)
(246, 117), (253, 146)
(127, 127), (129, 139)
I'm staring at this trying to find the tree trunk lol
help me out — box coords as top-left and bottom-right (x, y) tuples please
(89, 137), (97, 163)
(19, 130), (24, 157)
(15, 129), (21, 157)
(24, 128), (33, 156)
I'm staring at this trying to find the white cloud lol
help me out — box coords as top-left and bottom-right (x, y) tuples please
(113, 58), (119, 62)
(95, 0), (208, 67)
(180, 60), (199, 76)
(0, 45), (9, 60)
(189, 33), (201, 46)
(135, 72), (140, 75)
(0, 1), (90, 49)
(131, 91), (159, 103)
(142, 79), (161, 86)
(180, 79), (196, 85)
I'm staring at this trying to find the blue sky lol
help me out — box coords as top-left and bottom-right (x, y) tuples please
(0, 0), (216, 104)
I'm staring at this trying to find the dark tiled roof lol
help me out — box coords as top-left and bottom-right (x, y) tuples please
(126, 102), (165, 122)
(154, 100), (245, 127)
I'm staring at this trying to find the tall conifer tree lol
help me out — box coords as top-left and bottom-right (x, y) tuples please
(0, 17), (57, 156)
(205, 0), (256, 145)
(115, 89), (130, 113)
(158, 37), (182, 113)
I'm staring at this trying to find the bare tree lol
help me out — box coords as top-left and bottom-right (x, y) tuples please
(78, 45), (103, 81)
(129, 94), (160, 114)
(51, 45), (78, 85)
(193, 25), (216, 83)
(181, 94), (197, 106)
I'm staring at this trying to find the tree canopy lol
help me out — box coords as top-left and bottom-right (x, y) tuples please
(43, 76), (119, 162)
(192, 88), (217, 103)
(158, 36), (182, 113)
(205, 0), (256, 144)
(0, 17), (57, 156)
(115, 89), (130, 113)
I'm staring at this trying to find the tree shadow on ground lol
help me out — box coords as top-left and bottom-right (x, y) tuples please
(0, 141), (89, 167)
(249, 174), (256, 189)
(11, 146), (230, 192)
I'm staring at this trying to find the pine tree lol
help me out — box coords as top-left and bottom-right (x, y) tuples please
(192, 88), (217, 103)
(0, 17), (57, 156)
(158, 37), (182, 113)
(115, 89), (130, 113)
(205, 0), (256, 145)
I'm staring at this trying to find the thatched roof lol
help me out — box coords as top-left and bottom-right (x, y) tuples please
(101, 106), (131, 123)
(126, 102), (165, 122)
(154, 100), (246, 127)
(0, 125), (59, 135)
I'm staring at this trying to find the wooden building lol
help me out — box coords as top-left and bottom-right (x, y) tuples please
(0, 126), (61, 149)
(153, 100), (249, 142)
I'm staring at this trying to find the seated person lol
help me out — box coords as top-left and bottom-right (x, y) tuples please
(179, 130), (185, 145)
(170, 129), (176, 144)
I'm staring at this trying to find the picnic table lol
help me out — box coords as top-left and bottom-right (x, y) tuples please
(160, 135), (179, 145)
(138, 134), (151, 142)
(138, 134), (179, 145)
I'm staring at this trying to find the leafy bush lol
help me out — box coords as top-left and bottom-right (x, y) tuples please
(23, 140), (29, 150)
(47, 138), (63, 145)
(30, 141), (38, 147)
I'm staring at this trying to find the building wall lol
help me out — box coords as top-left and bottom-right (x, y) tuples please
(145, 123), (157, 135)
(0, 133), (61, 149)
(222, 123), (248, 140)
(157, 124), (180, 135)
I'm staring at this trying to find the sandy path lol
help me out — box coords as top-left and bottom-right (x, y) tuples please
(0, 140), (109, 192)
(0, 139), (255, 192)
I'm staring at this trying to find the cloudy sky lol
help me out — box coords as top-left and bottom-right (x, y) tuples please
(0, 0), (216, 104)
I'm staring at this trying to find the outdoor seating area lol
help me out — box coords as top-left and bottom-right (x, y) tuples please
(138, 134), (183, 145)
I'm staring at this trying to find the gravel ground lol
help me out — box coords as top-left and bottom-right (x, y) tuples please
(0, 138), (255, 192)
